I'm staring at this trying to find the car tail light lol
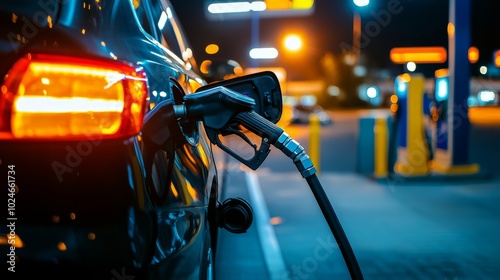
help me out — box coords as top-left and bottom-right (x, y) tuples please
(0, 54), (148, 140)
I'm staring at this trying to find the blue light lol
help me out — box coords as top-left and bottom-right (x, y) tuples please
(435, 77), (448, 102)
(394, 78), (407, 98)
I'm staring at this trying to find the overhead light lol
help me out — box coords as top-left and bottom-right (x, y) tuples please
(249, 48), (278, 59)
(478, 90), (496, 103)
(353, 0), (369, 7)
(208, 1), (266, 14)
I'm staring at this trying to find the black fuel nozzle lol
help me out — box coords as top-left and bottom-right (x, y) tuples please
(174, 86), (270, 169)
(175, 86), (315, 177)
(142, 99), (180, 147)
(233, 111), (316, 178)
(174, 86), (255, 129)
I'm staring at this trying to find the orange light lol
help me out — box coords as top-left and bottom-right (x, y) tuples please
(205, 44), (219, 55)
(265, 0), (314, 10)
(435, 68), (448, 79)
(284, 34), (302, 52)
(390, 47), (447, 64)
(0, 234), (23, 248)
(397, 73), (411, 83)
(200, 60), (212, 75)
(390, 94), (398, 104)
(0, 54), (147, 139)
(234, 66), (244, 76)
(88, 232), (96, 240)
(447, 23), (455, 38)
(495, 50), (500, 67)
(270, 216), (283, 225)
(390, 103), (398, 113)
(265, 0), (291, 10)
(57, 242), (67, 251)
(170, 184), (179, 198)
(468, 46), (479, 63)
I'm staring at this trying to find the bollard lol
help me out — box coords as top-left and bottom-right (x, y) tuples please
(393, 73), (429, 176)
(309, 113), (320, 174)
(374, 117), (388, 178)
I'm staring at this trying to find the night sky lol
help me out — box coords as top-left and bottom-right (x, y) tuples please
(171, 0), (500, 80)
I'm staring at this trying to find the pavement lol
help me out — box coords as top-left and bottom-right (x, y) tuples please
(216, 153), (500, 280)
(215, 109), (500, 280)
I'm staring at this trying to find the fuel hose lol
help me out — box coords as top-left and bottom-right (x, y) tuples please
(235, 111), (364, 280)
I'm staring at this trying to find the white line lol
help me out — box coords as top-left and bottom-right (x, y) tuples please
(245, 171), (288, 280)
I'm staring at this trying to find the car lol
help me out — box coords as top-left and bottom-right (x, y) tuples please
(0, 1), (269, 279)
(291, 104), (332, 125)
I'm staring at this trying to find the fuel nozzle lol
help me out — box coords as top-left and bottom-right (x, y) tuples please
(173, 86), (255, 129)
(175, 86), (315, 177)
(174, 86), (271, 169)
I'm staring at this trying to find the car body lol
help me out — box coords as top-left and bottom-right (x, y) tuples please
(1, 1), (219, 279)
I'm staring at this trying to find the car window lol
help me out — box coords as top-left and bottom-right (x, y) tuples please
(150, 1), (181, 56)
(131, 0), (156, 38)
(149, 0), (198, 72)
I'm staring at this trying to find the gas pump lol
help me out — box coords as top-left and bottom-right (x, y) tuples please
(392, 73), (430, 177)
(431, 69), (480, 174)
(433, 69), (449, 158)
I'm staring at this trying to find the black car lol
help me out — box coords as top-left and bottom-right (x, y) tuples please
(0, 1), (270, 279)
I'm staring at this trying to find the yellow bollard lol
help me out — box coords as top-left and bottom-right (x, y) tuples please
(394, 73), (429, 176)
(309, 113), (321, 174)
(374, 117), (388, 178)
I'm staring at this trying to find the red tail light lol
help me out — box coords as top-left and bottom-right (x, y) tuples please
(0, 54), (148, 140)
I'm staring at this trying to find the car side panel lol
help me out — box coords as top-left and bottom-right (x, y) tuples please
(0, 0), (217, 278)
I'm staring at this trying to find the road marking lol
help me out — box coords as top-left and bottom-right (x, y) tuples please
(245, 171), (287, 280)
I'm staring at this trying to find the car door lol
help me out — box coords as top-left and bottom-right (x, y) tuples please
(131, 0), (217, 277)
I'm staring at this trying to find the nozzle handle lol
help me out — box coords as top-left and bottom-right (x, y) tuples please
(233, 111), (284, 144)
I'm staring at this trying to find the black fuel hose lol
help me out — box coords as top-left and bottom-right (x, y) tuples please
(236, 111), (364, 280)
(306, 173), (364, 280)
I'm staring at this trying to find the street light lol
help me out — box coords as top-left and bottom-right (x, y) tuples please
(353, 0), (369, 65)
(284, 34), (303, 52)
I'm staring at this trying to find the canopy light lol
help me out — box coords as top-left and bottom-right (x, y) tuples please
(208, 1), (266, 14)
(390, 47), (447, 64)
